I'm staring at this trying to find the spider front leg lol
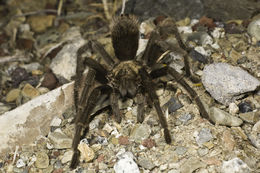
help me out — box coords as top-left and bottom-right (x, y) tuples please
(110, 90), (121, 123)
(71, 85), (104, 169)
(136, 87), (145, 123)
(139, 67), (171, 144)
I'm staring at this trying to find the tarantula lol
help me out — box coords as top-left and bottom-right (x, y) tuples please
(70, 14), (210, 169)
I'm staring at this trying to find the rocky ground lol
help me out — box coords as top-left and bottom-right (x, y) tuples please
(0, 0), (260, 173)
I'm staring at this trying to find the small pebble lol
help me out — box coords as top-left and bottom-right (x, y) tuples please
(228, 103), (239, 115)
(78, 142), (95, 162)
(180, 157), (206, 173)
(5, 89), (21, 102)
(160, 164), (168, 171)
(163, 97), (183, 114)
(238, 102), (253, 113)
(21, 83), (40, 99)
(209, 107), (243, 126)
(175, 146), (187, 155)
(130, 124), (151, 142)
(48, 129), (72, 149)
(35, 151), (49, 169)
(11, 67), (29, 87)
(54, 160), (62, 169)
(50, 116), (62, 127)
(103, 123), (113, 134)
(168, 170), (181, 173)
(118, 136), (130, 145)
(222, 130), (236, 151)
(196, 128), (213, 146)
(197, 148), (209, 156)
(61, 150), (73, 164)
(221, 158), (251, 173)
(142, 138), (156, 149)
(179, 113), (192, 124)
(16, 159), (26, 168)
(189, 49), (208, 63)
(41, 72), (58, 90)
(239, 111), (260, 124)
(138, 157), (155, 170)
(98, 162), (108, 170)
(247, 18), (260, 41)
(21, 62), (41, 72)
(114, 151), (139, 173)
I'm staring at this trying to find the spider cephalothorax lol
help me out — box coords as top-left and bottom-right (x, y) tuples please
(110, 60), (142, 97)
(70, 14), (210, 169)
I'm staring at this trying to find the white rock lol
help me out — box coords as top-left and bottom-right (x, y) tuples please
(61, 150), (73, 164)
(0, 82), (74, 156)
(194, 46), (211, 56)
(228, 103), (239, 115)
(160, 164), (168, 171)
(89, 118), (100, 130)
(20, 62), (41, 72)
(46, 142), (54, 150)
(178, 26), (193, 34)
(114, 151), (140, 173)
(50, 116), (62, 127)
(16, 159), (26, 168)
(50, 36), (85, 83)
(221, 158), (251, 173)
(103, 123), (114, 134)
(247, 18), (260, 41)
(202, 63), (260, 105)
(211, 42), (220, 49)
(48, 128), (72, 149)
(211, 27), (225, 39)
(168, 170), (181, 173)
(200, 33), (213, 46)
(209, 107), (243, 126)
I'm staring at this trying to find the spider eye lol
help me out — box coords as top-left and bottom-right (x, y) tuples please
(140, 33), (145, 39)
(120, 13), (129, 18)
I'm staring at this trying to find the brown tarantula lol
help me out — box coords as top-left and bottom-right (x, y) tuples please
(70, 14), (211, 169)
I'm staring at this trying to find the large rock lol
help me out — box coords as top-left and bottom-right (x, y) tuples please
(0, 82), (74, 156)
(125, 0), (259, 21)
(50, 27), (85, 84)
(202, 63), (260, 105)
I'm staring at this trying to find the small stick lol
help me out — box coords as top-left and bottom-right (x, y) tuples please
(102, 0), (111, 20)
(57, 0), (63, 16)
(121, 0), (126, 14)
(12, 146), (19, 164)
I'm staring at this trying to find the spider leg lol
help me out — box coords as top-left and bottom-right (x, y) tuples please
(139, 67), (171, 144)
(91, 40), (116, 66)
(141, 31), (162, 66)
(150, 65), (211, 122)
(74, 43), (109, 112)
(167, 66), (211, 121)
(137, 87), (145, 123)
(70, 85), (105, 169)
(74, 42), (92, 111)
(157, 18), (201, 83)
(109, 90), (121, 123)
(75, 68), (96, 124)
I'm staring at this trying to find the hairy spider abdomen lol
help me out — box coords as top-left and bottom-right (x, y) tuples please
(111, 14), (139, 61)
(110, 60), (141, 97)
